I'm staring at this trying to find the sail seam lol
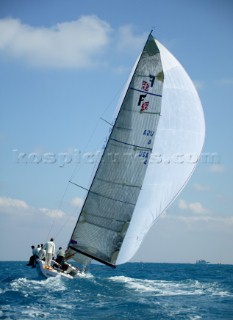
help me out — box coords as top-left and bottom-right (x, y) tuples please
(70, 179), (140, 191)
(83, 220), (121, 233)
(95, 177), (141, 189)
(90, 190), (136, 206)
(69, 180), (136, 206)
(115, 126), (132, 131)
(84, 211), (128, 223)
(129, 87), (162, 97)
(120, 108), (160, 115)
(141, 111), (161, 115)
(110, 138), (152, 151)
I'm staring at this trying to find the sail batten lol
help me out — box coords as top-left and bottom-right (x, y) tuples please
(88, 190), (136, 206)
(110, 138), (153, 151)
(95, 177), (141, 189)
(129, 87), (162, 97)
(83, 211), (128, 223)
(81, 221), (122, 233)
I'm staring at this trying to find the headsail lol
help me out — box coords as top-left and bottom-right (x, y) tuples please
(67, 34), (164, 267)
(116, 40), (205, 264)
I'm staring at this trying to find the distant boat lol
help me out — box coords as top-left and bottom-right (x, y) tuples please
(36, 31), (205, 278)
(196, 259), (210, 264)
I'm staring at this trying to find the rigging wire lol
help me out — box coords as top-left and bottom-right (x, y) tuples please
(46, 182), (70, 241)
(54, 205), (79, 244)
(47, 80), (128, 241)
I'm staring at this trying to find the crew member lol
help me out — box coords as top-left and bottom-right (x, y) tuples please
(26, 245), (37, 267)
(38, 244), (46, 261)
(56, 247), (65, 264)
(44, 238), (55, 268)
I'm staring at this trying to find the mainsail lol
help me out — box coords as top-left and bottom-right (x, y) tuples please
(66, 33), (205, 268)
(67, 33), (164, 267)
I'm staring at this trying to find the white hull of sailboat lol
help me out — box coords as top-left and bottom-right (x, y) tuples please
(36, 259), (82, 279)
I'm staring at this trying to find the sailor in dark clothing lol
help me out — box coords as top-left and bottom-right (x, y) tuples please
(56, 247), (65, 264)
(26, 245), (37, 267)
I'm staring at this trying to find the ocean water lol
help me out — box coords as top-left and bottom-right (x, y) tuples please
(0, 262), (233, 319)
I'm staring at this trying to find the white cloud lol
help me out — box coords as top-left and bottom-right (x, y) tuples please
(0, 196), (29, 209)
(193, 80), (205, 91)
(177, 214), (233, 227)
(116, 25), (146, 53)
(39, 208), (64, 218)
(0, 17), (155, 71)
(0, 196), (72, 260)
(189, 202), (209, 214)
(178, 199), (187, 209)
(208, 164), (225, 173)
(0, 16), (111, 68)
(162, 209), (233, 226)
(0, 196), (65, 219)
(178, 199), (209, 214)
(70, 197), (84, 207)
(193, 183), (210, 192)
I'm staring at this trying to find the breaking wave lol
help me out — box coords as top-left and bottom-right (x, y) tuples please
(108, 275), (232, 297)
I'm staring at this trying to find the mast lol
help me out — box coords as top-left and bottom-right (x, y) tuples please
(66, 32), (164, 267)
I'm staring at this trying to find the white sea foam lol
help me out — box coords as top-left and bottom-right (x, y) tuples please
(76, 271), (94, 279)
(108, 276), (232, 297)
(21, 306), (50, 318)
(10, 276), (66, 295)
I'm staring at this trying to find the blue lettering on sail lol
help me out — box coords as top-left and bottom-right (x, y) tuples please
(138, 94), (147, 106)
(143, 130), (154, 136)
(139, 151), (149, 158)
(149, 75), (155, 87)
(138, 150), (149, 165)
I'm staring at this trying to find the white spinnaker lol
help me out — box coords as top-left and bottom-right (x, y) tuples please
(116, 40), (205, 264)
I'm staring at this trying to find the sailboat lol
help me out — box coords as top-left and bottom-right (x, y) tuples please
(37, 32), (205, 278)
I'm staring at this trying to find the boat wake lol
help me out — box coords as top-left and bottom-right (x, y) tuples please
(108, 276), (232, 297)
(10, 276), (66, 294)
(10, 270), (94, 290)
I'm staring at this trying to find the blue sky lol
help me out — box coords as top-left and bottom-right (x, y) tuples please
(0, 0), (232, 263)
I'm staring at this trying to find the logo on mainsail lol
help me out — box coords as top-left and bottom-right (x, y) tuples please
(141, 80), (150, 91)
(141, 75), (155, 91)
(138, 94), (149, 112)
(140, 101), (149, 112)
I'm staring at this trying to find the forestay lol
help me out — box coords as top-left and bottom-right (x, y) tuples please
(67, 34), (164, 267)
